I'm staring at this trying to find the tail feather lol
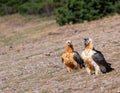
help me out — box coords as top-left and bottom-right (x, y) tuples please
(100, 64), (114, 73)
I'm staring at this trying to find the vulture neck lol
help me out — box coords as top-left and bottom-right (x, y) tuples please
(65, 45), (74, 53)
(85, 42), (93, 50)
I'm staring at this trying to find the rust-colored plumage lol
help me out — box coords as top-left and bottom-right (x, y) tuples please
(62, 40), (84, 72)
(81, 38), (101, 75)
(81, 38), (113, 75)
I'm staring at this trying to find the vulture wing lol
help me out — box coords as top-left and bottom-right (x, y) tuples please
(92, 49), (112, 73)
(73, 51), (85, 68)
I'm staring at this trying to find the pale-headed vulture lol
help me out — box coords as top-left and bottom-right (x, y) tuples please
(81, 38), (113, 75)
(62, 40), (85, 72)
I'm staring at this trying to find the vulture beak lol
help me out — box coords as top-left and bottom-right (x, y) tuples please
(67, 40), (73, 47)
(84, 38), (90, 46)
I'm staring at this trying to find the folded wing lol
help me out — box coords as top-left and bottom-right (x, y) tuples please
(73, 51), (85, 68)
(92, 49), (113, 73)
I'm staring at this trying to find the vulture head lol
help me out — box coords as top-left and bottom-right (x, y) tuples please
(65, 40), (74, 52)
(66, 40), (73, 47)
(84, 38), (93, 49)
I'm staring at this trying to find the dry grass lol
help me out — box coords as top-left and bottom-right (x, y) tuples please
(0, 14), (120, 93)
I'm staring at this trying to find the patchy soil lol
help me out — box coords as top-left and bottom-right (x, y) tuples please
(0, 14), (120, 93)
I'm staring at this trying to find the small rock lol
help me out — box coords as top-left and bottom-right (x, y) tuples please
(1, 52), (7, 55)
(9, 45), (13, 49)
(45, 53), (50, 56)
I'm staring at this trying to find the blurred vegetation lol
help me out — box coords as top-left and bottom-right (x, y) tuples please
(56, 0), (120, 25)
(0, 0), (120, 25)
(0, 0), (65, 16)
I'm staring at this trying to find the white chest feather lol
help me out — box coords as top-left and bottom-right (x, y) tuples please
(81, 50), (95, 60)
(81, 50), (100, 71)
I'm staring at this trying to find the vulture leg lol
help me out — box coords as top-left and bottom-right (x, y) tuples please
(86, 67), (92, 75)
(66, 67), (71, 72)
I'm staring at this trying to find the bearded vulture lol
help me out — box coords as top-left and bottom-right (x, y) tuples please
(62, 40), (85, 72)
(81, 38), (113, 75)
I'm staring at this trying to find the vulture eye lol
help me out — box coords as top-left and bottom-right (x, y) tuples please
(67, 40), (72, 44)
(84, 38), (89, 41)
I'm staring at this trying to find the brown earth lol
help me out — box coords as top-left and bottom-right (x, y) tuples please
(0, 14), (120, 93)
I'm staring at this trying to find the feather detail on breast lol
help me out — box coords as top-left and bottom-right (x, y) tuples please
(62, 52), (77, 68)
(62, 40), (85, 72)
(84, 59), (95, 71)
(82, 38), (113, 75)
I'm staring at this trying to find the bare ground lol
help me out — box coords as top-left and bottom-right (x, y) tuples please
(0, 14), (120, 93)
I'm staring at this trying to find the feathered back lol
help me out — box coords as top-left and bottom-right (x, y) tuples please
(73, 51), (85, 68)
(62, 40), (85, 72)
(92, 48), (113, 73)
(82, 38), (113, 75)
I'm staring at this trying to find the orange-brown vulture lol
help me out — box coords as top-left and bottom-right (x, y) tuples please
(62, 40), (84, 72)
(81, 38), (113, 75)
